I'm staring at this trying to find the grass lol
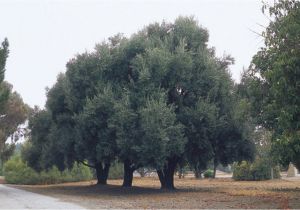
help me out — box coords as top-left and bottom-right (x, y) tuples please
(11, 177), (300, 209)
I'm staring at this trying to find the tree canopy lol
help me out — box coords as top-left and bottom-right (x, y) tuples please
(0, 38), (9, 113)
(25, 17), (255, 189)
(0, 38), (29, 162)
(246, 0), (300, 169)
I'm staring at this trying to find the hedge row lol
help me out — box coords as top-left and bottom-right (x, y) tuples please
(3, 155), (93, 185)
(233, 160), (280, 181)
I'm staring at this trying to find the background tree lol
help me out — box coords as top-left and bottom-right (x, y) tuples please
(0, 89), (29, 146)
(23, 108), (53, 171)
(45, 73), (76, 170)
(0, 39), (30, 168)
(24, 75), (75, 172)
(248, 0), (300, 169)
(0, 38), (9, 111)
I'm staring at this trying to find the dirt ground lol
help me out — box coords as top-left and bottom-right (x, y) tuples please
(12, 177), (300, 209)
(0, 176), (5, 184)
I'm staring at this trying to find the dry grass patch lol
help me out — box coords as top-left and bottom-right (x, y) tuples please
(11, 177), (300, 209)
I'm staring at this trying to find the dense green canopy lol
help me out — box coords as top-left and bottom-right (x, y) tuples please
(25, 17), (254, 189)
(246, 0), (300, 169)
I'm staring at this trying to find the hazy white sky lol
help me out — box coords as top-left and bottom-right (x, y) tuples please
(0, 0), (270, 108)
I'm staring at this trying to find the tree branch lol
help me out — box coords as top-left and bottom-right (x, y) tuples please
(77, 159), (95, 169)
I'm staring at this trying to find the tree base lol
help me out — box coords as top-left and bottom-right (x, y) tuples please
(160, 185), (176, 190)
(96, 180), (107, 185)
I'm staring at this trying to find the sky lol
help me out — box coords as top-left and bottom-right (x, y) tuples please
(0, 0), (271, 108)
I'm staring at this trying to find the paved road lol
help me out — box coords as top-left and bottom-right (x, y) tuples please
(0, 184), (86, 209)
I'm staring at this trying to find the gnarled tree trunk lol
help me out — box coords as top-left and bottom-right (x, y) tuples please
(194, 168), (202, 179)
(213, 158), (218, 179)
(157, 157), (178, 190)
(122, 159), (135, 187)
(95, 162), (110, 185)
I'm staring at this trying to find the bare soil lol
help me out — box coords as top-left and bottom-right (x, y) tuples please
(12, 178), (300, 209)
(0, 176), (5, 184)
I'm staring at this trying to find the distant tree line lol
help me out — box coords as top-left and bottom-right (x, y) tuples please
(239, 0), (300, 170)
(23, 17), (254, 189)
(0, 38), (29, 165)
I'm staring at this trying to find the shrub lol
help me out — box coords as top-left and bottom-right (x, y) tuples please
(203, 169), (214, 178)
(69, 162), (93, 181)
(108, 161), (124, 179)
(232, 161), (252, 181)
(61, 169), (73, 182)
(3, 155), (93, 185)
(39, 166), (63, 184)
(251, 159), (271, 180)
(233, 160), (281, 181)
(4, 155), (39, 184)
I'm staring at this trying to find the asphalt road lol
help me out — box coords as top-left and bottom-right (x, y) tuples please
(0, 184), (86, 209)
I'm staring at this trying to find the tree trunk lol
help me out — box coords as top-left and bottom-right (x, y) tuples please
(157, 157), (178, 190)
(271, 167), (274, 179)
(178, 167), (184, 179)
(194, 169), (201, 179)
(165, 167), (175, 189)
(157, 170), (166, 188)
(95, 162), (110, 185)
(122, 159), (135, 187)
(213, 158), (218, 178)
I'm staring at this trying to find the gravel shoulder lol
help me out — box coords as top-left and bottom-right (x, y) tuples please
(0, 184), (86, 209)
(12, 177), (300, 209)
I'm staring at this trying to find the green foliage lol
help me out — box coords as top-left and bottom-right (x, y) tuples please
(0, 91), (29, 138)
(0, 160), (3, 176)
(248, 0), (300, 169)
(4, 155), (39, 184)
(138, 95), (185, 169)
(27, 16), (255, 188)
(39, 166), (63, 184)
(0, 38), (30, 162)
(0, 143), (16, 163)
(232, 161), (252, 181)
(109, 95), (139, 166)
(0, 38), (9, 111)
(46, 74), (76, 169)
(38, 163), (92, 184)
(4, 155), (92, 185)
(108, 161), (124, 180)
(24, 110), (54, 171)
(233, 160), (280, 181)
(71, 162), (93, 181)
(76, 86), (117, 165)
(0, 38), (8, 83)
(203, 169), (214, 178)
